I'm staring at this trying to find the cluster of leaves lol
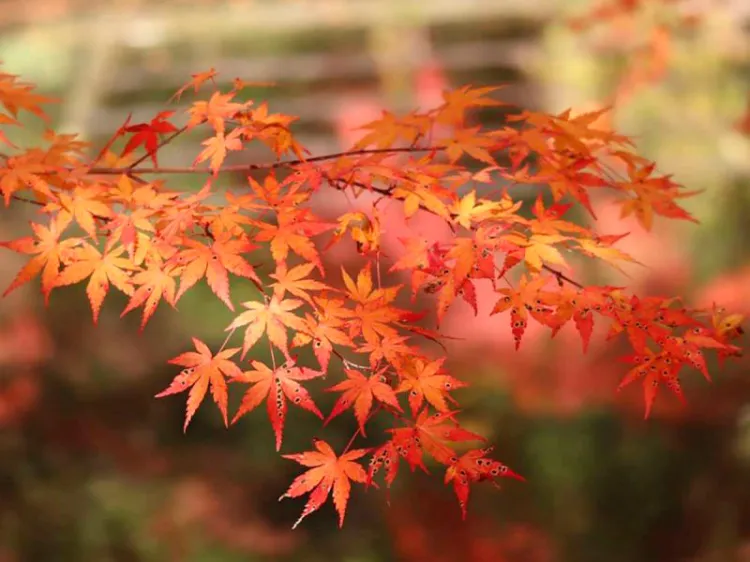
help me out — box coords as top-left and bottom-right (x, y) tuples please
(0, 64), (744, 529)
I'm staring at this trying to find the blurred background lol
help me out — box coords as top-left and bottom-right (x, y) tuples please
(1, 0), (750, 560)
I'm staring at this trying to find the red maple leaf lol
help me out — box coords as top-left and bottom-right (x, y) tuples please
(122, 110), (178, 166)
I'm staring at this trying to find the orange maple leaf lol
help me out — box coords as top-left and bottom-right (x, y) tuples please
(1, 217), (82, 303)
(193, 129), (243, 175)
(291, 297), (355, 372)
(0, 71), (57, 120)
(43, 186), (115, 239)
(269, 261), (330, 305)
(341, 265), (407, 347)
(226, 295), (309, 358)
(156, 338), (243, 431)
(252, 207), (334, 273)
(167, 236), (261, 310)
(53, 243), (138, 323)
(120, 259), (179, 330)
(395, 355), (467, 415)
(169, 67), (218, 102)
(231, 360), (325, 450)
(186, 91), (247, 133)
(281, 438), (369, 529)
(325, 368), (402, 435)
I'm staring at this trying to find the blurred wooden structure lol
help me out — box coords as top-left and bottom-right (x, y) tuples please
(0, 0), (559, 163)
(1, 0), (748, 164)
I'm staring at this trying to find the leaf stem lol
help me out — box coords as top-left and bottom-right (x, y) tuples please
(342, 404), (382, 454)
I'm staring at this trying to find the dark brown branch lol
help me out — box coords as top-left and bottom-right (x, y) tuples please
(543, 265), (585, 289)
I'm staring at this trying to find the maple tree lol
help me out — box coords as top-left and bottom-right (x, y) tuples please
(0, 58), (745, 531)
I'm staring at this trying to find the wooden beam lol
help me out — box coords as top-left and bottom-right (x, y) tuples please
(105, 38), (539, 94)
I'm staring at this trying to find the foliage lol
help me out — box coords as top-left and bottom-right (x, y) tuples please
(0, 58), (745, 531)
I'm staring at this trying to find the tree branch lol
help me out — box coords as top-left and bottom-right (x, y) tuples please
(83, 145), (444, 176)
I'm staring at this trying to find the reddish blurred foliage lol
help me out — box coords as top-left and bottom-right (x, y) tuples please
(698, 265), (750, 315)
(736, 95), (750, 136)
(0, 371), (39, 426)
(334, 95), (383, 149)
(333, 57), (449, 149)
(569, 0), (703, 107)
(387, 487), (555, 562)
(0, 312), (51, 426)
(150, 477), (299, 560)
(414, 58), (449, 111)
(497, 328), (619, 417)
(0, 312), (52, 366)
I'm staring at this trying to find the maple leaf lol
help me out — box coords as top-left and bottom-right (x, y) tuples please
(326, 211), (382, 254)
(0, 152), (56, 205)
(539, 285), (613, 352)
(702, 308), (745, 365)
(186, 91), (247, 133)
(122, 111), (178, 166)
(120, 260), (179, 330)
(231, 360), (325, 450)
(368, 410), (486, 489)
(170, 67), (218, 102)
(391, 181), (454, 220)
(576, 237), (640, 273)
(54, 243), (138, 323)
(389, 237), (440, 296)
(280, 438), (369, 529)
(238, 101), (307, 159)
(491, 274), (554, 349)
(444, 447), (524, 519)
(193, 129), (243, 175)
(325, 368), (402, 435)
(291, 296), (355, 372)
(0, 112), (18, 147)
(528, 194), (591, 236)
(101, 208), (156, 265)
(351, 109), (424, 150)
(395, 355), (467, 415)
(252, 207), (334, 273)
(436, 85), (505, 126)
(0, 71), (57, 120)
(156, 338), (243, 431)
(617, 349), (686, 419)
(357, 334), (418, 369)
(1, 217), (82, 303)
(450, 190), (521, 230)
(518, 233), (571, 273)
(43, 186), (115, 239)
(226, 296), (309, 358)
(167, 235), (260, 310)
(409, 237), (498, 322)
(442, 127), (498, 165)
(269, 261), (330, 305)
(341, 265), (407, 347)
(617, 161), (699, 230)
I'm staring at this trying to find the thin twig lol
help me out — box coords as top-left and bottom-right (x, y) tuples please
(342, 404), (382, 454)
(80, 145), (443, 176)
(126, 125), (189, 170)
(218, 326), (237, 353)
